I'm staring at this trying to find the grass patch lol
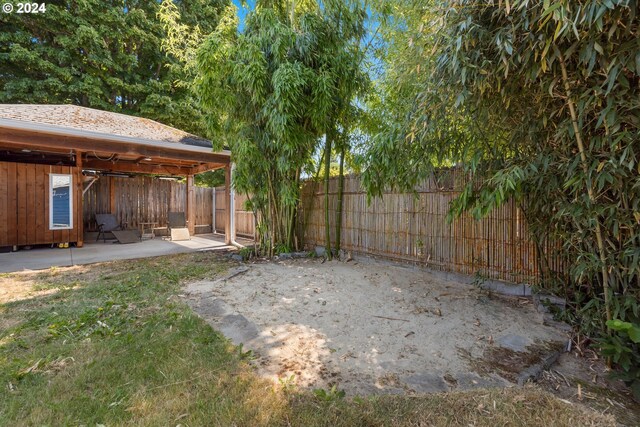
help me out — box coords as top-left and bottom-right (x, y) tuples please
(0, 252), (615, 426)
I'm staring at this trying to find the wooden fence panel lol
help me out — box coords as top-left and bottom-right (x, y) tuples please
(214, 186), (255, 238)
(299, 173), (562, 285)
(234, 192), (255, 238)
(195, 186), (213, 230)
(214, 186), (226, 234)
(83, 176), (221, 234)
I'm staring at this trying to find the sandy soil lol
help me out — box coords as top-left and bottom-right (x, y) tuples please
(184, 257), (568, 395)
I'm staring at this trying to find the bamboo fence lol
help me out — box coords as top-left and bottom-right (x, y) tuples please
(299, 171), (565, 284)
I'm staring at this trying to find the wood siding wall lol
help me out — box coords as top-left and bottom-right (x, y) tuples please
(0, 161), (83, 247)
(300, 173), (565, 285)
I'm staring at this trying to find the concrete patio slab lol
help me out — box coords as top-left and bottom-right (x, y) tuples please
(0, 234), (249, 273)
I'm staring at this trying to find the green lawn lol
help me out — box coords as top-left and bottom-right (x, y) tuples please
(0, 253), (614, 426)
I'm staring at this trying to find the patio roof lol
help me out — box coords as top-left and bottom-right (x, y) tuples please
(0, 104), (231, 175)
(0, 104), (235, 248)
(0, 104), (215, 146)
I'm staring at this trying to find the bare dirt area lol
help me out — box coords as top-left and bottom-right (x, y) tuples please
(183, 257), (569, 396)
(0, 273), (51, 305)
(0, 265), (95, 305)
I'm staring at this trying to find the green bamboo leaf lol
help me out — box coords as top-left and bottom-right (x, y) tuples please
(541, 2), (563, 19)
(628, 327), (640, 344)
(504, 42), (513, 55)
(594, 41), (604, 55)
(607, 319), (632, 331)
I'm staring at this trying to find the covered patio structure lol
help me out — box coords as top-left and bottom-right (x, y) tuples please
(0, 104), (235, 251)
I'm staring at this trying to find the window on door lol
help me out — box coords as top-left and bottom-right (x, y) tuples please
(50, 174), (73, 230)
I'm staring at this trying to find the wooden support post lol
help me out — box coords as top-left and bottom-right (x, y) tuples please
(224, 165), (231, 245)
(231, 163), (236, 243)
(109, 176), (116, 214)
(76, 151), (84, 247)
(212, 187), (216, 233)
(186, 174), (195, 235)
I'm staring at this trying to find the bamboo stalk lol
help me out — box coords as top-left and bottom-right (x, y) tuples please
(324, 127), (333, 260)
(335, 144), (346, 253)
(557, 50), (612, 329)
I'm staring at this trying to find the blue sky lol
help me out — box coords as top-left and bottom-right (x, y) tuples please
(232, 0), (254, 31)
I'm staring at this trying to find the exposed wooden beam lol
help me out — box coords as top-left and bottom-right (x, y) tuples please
(83, 158), (194, 175)
(99, 153), (196, 166)
(0, 127), (230, 165)
(189, 162), (227, 175)
(0, 142), (70, 155)
(0, 151), (75, 166)
(0, 142), (222, 172)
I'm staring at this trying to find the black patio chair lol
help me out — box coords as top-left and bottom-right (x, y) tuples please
(95, 213), (125, 243)
(167, 211), (190, 241)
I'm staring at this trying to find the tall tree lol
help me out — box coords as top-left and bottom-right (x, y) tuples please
(0, 0), (228, 135)
(363, 1), (639, 342)
(312, 0), (369, 259)
(196, 0), (368, 256)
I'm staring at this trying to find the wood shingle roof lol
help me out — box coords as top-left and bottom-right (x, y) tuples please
(0, 104), (212, 148)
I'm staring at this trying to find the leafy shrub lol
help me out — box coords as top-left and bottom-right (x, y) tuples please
(238, 246), (255, 261)
(273, 243), (292, 255)
(599, 319), (640, 399)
